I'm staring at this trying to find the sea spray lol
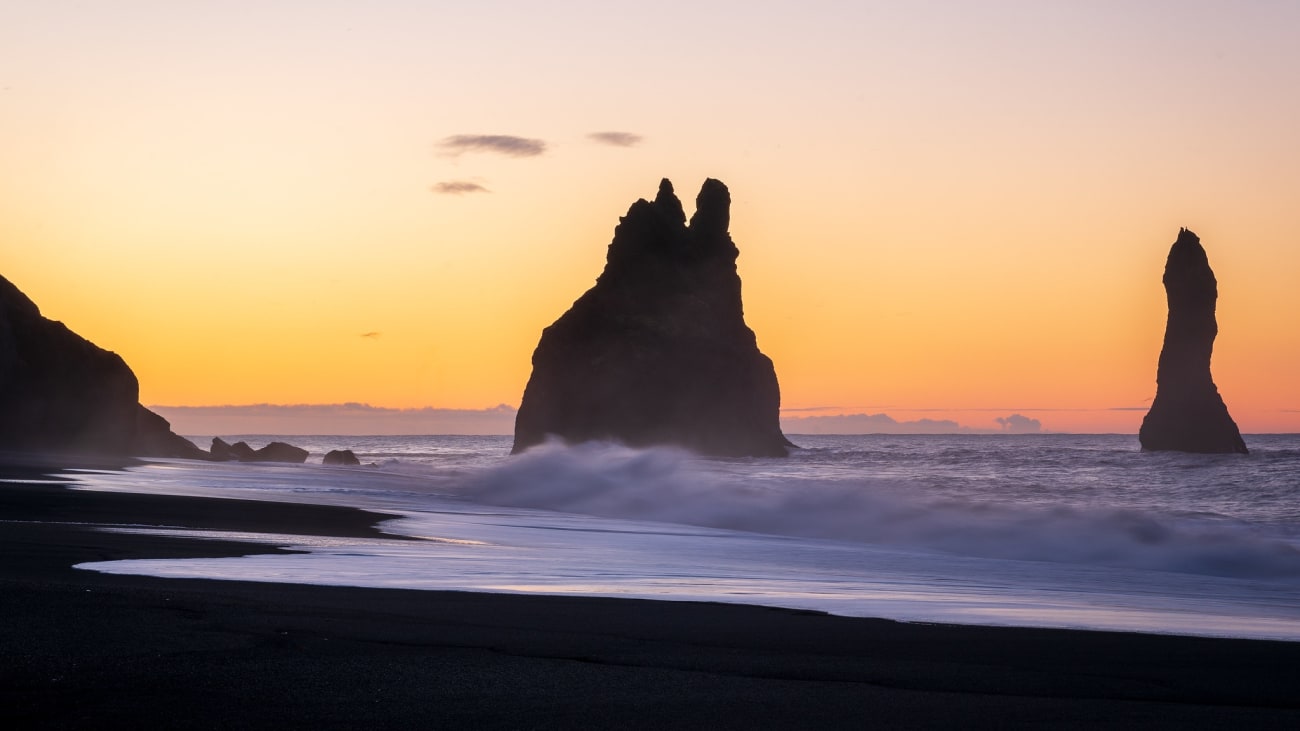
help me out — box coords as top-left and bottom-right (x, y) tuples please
(462, 440), (1300, 579)
(68, 434), (1300, 639)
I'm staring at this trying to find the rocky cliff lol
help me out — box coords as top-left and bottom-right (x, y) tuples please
(0, 274), (205, 458)
(1138, 229), (1248, 454)
(513, 178), (794, 457)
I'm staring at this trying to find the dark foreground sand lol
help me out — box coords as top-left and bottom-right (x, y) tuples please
(3, 461), (1299, 729)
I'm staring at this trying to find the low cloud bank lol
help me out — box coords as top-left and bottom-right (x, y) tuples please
(153, 404), (1046, 438)
(150, 403), (517, 436)
(996, 414), (1043, 433)
(782, 412), (1044, 435)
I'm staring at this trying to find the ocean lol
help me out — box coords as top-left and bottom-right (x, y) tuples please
(69, 434), (1300, 641)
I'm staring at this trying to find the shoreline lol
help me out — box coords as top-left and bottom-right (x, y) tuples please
(5, 464), (1300, 727)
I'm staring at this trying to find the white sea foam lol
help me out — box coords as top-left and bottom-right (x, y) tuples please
(458, 440), (1300, 579)
(69, 434), (1300, 640)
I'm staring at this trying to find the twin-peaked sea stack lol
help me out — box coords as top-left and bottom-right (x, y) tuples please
(1139, 228), (1248, 454)
(512, 178), (794, 457)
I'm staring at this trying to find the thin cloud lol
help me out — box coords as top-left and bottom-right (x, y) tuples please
(148, 403), (519, 436)
(431, 180), (491, 195)
(359, 331), (381, 339)
(588, 131), (643, 148)
(894, 407), (1088, 413)
(780, 406), (841, 413)
(438, 134), (546, 158)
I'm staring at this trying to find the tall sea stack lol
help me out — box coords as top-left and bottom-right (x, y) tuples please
(1138, 229), (1247, 454)
(512, 178), (794, 457)
(0, 273), (206, 458)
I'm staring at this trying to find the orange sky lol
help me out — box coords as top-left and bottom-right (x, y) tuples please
(4, 1), (1299, 433)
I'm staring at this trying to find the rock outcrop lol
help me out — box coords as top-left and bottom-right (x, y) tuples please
(211, 437), (309, 463)
(133, 405), (211, 460)
(0, 274), (203, 458)
(250, 441), (309, 463)
(513, 178), (793, 457)
(323, 449), (361, 466)
(211, 437), (253, 462)
(1139, 229), (1248, 454)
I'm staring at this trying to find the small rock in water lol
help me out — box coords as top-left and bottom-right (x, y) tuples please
(250, 441), (309, 463)
(323, 449), (361, 466)
(210, 437), (309, 463)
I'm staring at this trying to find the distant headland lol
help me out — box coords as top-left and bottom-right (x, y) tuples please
(0, 274), (326, 462)
(0, 274), (205, 459)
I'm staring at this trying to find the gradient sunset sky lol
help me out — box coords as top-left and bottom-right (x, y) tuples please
(4, 1), (1298, 433)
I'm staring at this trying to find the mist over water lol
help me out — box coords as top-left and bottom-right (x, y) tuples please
(461, 438), (1300, 579)
(71, 434), (1300, 639)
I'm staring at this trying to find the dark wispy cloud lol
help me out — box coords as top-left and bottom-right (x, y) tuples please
(431, 180), (491, 195)
(587, 131), (643, 148)
(359, 331), (381, 339)
(438, 134), (546, 158)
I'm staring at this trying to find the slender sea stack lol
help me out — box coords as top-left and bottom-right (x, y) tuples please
(1138, 229), (1248, 454)
(0, 273), (206, 458)
(513, 178), (794, 457)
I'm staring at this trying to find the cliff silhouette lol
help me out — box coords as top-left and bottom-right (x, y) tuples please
(513, 178), (794, 457)
(1139, 229), (1248, 454)
(0, 274), (206, 458)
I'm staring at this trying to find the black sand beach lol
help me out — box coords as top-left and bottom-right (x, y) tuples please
(4, 463), (1300, 729)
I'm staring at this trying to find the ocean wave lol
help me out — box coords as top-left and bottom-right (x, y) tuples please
(455, 441), (1300, 580)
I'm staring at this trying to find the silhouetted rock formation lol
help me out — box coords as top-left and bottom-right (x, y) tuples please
(0, 274), (203, 458)
(211, 438), (249, 461)
(133, 405), (210, 460)
(1139, 229), (1248, 454)
(253, 441), (309, 463)
(209, 437), (230, 460)
(211, 437), (308, 463)
(323, 449), (361, 466)
(513, 178), (793, 457)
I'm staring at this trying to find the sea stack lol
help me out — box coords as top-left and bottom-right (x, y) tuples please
(1138, 229), (1248, 454)
(512, 178), (794, 457)
(0, 273), (206, 458)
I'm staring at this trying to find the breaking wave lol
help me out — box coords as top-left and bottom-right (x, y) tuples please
(457, 441), (1300, 580)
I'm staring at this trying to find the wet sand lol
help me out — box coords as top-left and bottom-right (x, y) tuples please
(3, 461), (1300, 729)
